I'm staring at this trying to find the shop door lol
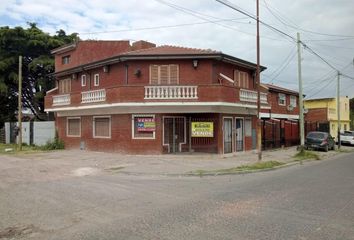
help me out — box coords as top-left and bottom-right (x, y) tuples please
(223, 118), (232, 154)
(164, 117), (186, 153)
(235, 118), (244, 152)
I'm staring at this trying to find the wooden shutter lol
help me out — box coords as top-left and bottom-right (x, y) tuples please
(94, 117), (110, 137)
(67, 118), (80, 136)
(169, 65), (179, 85)
(150, 65), (159, 85)
(159, 65), (169, 85)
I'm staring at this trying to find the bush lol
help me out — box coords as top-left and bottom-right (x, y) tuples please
(40, 138), (65, 150)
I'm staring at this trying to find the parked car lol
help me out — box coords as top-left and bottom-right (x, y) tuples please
(305, 131), (335, 152)
(340, 131), (354, 146)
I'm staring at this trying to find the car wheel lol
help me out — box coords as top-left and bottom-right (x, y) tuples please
(324, 145), (328, 152)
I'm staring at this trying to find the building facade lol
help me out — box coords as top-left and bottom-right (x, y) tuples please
(260, 84), (300, 149)
(45, 40), (270, 154)
(304, 97), (351, 140)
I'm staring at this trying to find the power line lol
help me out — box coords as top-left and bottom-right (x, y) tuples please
(154, 0), (288, 41)
(262, 0), (354, 38)
(265, 48), (297, 84)
(79, 18), (251, 35)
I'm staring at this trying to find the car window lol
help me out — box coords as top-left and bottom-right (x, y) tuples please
(307, 132), (326, 139)
(343, 131), (354, 136)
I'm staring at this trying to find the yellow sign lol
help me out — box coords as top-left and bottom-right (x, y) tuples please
(191, 122), (214, 137)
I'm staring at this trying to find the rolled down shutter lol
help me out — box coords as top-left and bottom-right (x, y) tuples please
(150, 65), (159, 85)
(169, 64), (179, 85)
(159, 65), (169, 85)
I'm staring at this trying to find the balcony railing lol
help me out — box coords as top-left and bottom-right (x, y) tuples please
(82, 89), (106, 103)
(52, 94), (70, 106)
(144, 86), (198, 100)
(240, 89), (268, 104)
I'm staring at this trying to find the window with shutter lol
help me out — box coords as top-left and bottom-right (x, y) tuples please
(67, 118), (80, 137)
(93, 116), (111, 138)
(169, 65), (179, 84)
(150, 65), (159, 85)
(159, 65), (169, 85)
(59, 78), (71, 94)
(149, 64), (179, 85)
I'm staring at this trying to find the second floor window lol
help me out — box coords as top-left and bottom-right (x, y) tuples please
(81, 74), (86, 87)
(150, 65), (179, 85)
(58, 78), (71, 94)
(94, 74), (100, 86)
(290, 95), (297, 107)
(234, 70), (249, 89)
(62, 55), (70, 64)
(278, 93), (286, 106)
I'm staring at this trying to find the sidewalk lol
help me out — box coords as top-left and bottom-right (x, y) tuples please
(1, 146), (351, 182)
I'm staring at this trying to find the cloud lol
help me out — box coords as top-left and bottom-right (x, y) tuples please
(1, 0), (353, 98)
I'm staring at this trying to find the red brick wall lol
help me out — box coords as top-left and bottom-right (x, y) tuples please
(261, 91), (299, 115)
(57, 114), (163, 154)
(304, 108), (328, 122)
(55, 41), (131, 72)
(56, 112), (257, 154)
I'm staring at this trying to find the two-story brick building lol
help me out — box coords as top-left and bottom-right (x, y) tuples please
(260, 84), (300, 149)
(45, 40), (270, 154)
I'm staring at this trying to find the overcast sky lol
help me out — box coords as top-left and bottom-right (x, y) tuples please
(1, 0), (354, 99)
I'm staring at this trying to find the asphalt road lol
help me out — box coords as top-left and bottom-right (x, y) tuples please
(1, 152), (354, 240)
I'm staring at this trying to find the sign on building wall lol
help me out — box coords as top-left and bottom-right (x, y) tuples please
(191, 122), (214, 137)
(137, 118), (156, 132)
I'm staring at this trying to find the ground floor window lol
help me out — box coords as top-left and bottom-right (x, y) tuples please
(93, 116), (111, 138)
(132, 115), (155, 139)
(245, 118), (252, 137)
(67, 117), (81, 137)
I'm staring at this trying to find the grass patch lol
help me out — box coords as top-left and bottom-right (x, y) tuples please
(294, 149), (320, 161)
(0, 143), (42, 154)
(335, 148), (352, 153)
(190, 161), (285, 176)
(106, 166), (125, 171)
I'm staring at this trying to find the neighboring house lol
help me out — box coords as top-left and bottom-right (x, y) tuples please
(304, 97), (351, 140)
(260, 84), (300, 149)
(45, 40), (270, 154)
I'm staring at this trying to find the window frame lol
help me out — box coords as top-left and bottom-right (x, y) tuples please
(81, 74), (87, 87)
(149, 65), (179, 85)
(94, 73), (100, 87)
(93, 116), (111, 139)
(132, 114), (156, 140)
(244, 118), (252, 137)
(62, 55), (70, 64)
(290, 95), (297, 107)
(66, 117), (81, 137)
(278, 93), (286, 106)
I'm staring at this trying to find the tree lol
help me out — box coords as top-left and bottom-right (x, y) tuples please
(0, 23), (77, 127)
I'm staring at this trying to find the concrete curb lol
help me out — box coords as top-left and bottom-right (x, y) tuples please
(115, 161), (301, 177)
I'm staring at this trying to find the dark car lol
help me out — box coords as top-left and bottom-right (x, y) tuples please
(305, 131), (335, 152)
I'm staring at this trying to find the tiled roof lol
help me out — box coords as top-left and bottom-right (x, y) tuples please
(263, 83), (299, 95)
(123, 45), (221, 56)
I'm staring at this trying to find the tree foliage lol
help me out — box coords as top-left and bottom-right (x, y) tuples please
(0, 23), (77, 126)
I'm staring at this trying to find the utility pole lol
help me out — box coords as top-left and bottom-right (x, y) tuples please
(256, 0), (262, 161)
(297, 33), (305, 148)
(337, 71), (341, 149)
(18, 55), (23, 151)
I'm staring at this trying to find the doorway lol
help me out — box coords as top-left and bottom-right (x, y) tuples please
(223, 118), (233, 154)
(163, 117), (186, 153)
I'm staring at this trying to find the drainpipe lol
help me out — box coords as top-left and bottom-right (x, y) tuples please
(125, 64), (129, 85)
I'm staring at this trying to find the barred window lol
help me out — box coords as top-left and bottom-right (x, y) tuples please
(149, 65), (179, 85)
(67, 118), (80, 137)
(93, 116), (111, 138)
(132, 115), (155, 139)
(245, 118), (252, 137)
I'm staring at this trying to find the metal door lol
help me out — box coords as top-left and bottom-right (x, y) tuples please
(223, 118), (232, 153)
(164, 117), (186, 153)
(235, 118), (244, 152)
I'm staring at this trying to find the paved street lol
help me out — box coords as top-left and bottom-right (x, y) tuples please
(0, 151), (354, 239)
